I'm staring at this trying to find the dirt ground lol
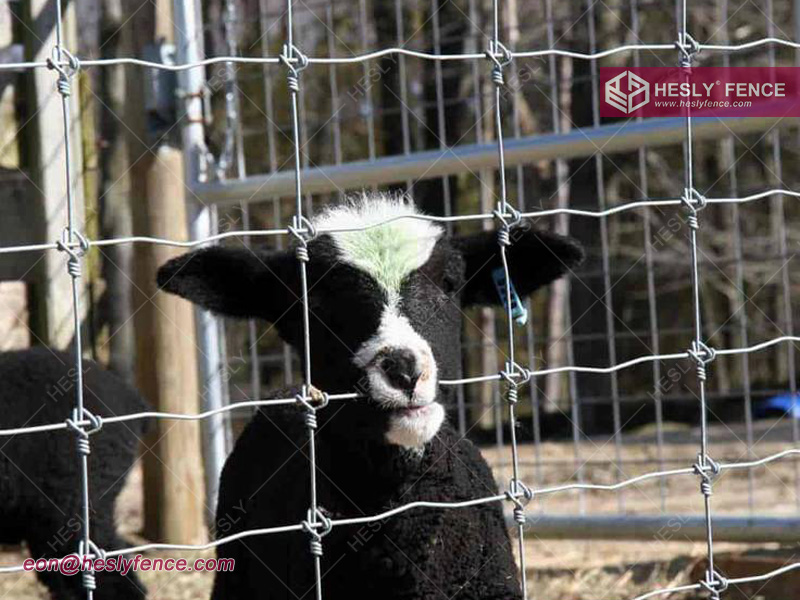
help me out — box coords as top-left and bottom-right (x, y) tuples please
(0, 419), (797, 599)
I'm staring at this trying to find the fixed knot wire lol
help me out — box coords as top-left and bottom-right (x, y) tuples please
(506, 479), (533, 526)
(81, 570), (96, 591)
(500, 362), (532, 388)
(296, 385), (329, 429)
(493, 206), (523, 247)
(688, 340), (716, 383)
(699, 568), (728, 599)
(279, 44), (309, 94)
(681, 188), (707, 230)
(295, 245), (309, 263)
(675, 32), (700, 68)
(46, 47), (80, 97)
(500, 362), (531, 406)
(77, 540), (105, 591)
(56, 228), (90, 279)
(693, 454), (721, 497)
(302, 508), (332, 557)
(288, 215), (316, 263)
(66, 408), (103, 456)
(485, 40), (513, 87)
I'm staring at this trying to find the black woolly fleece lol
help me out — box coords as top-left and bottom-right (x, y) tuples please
(211, 394), (523, 600)
(0, 348), (147, 599)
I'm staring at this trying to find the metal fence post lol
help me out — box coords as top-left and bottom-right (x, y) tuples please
(173, 0), (228, 526)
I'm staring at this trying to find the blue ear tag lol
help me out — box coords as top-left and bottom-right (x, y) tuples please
(492, 267), (528, 326)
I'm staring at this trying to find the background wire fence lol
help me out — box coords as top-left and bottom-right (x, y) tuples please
(2, 0), (800, 599)
(200, 0), (800, 535)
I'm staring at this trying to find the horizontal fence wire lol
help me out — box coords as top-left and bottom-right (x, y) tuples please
(2, 1), (800, 596)
(0, 448), (798, 574)
(5, 37), (800, 71)
(1, 188), (799, 256)
(0, 335), (797, 436)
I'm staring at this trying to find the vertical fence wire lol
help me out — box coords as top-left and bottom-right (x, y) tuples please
(586, 0), (625, 512)
(50, 0), (96, 597)
(456, 0), (483, 437)
(512, 53), (545, 496)
(430, 0), (454, 230)
(677, 1), (723, 595)
(212, 204), (235, 447)
(325, 2), (343, 171)
(282, 3), (326, 598)
(520, 16), (544, 490)
(504, 0), (544, 496)
(765, 0), (800, 512)
(543, 0), (586, 515)
(490, 0), (505, 461)
(726, 130), (756, 514)
(427, 0), (471, 446)
(258, 0), (279, 173)
(719, 0), (755, 515)
(455, 0), (486, 439)
(631, 0), (668, 512)
(214, 0), (242, 443)
(525, 304), (544, 495)
(394, 0), (414, 193)
(220, 0), (263, 415)
(258, 0), (296, 389)
(359, 0), (377, 166)
(296, 20), (314, 222)
(486, 2), (531, 596)
(222, 0), (261, 422)
(507, 0), (524, 217)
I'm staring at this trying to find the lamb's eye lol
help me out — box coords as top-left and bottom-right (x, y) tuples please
(441, 276), (457, 296)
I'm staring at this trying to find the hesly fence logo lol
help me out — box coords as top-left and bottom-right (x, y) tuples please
(605, 70), (650, 114)
(600, 67), (800, 117)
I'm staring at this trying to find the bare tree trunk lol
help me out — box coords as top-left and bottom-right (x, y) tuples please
(544, 58), (573, 412)
(98, 0), (135, 382)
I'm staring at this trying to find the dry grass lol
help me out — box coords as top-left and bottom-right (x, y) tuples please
(0, 418), (795, 599)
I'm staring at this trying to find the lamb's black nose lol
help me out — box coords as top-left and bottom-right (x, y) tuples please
(379, 350), (420, 396)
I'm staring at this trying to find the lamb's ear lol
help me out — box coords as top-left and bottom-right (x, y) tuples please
(156, 246), (298, 322)
(455, 226), (584, 307)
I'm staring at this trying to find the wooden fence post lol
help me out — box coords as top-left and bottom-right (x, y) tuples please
(133, 147), (207, 544)
(23, 0), (87, 348)
(123, 0), (207, 544)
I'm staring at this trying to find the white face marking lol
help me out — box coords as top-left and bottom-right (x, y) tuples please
(385, 403), (445, 448)
(315, 194), (445, 449)
(353, 308), (439, 406)
(353, 307), (443, 449)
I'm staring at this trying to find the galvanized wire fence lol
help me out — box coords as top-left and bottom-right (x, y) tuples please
(2, 0), (800, 599)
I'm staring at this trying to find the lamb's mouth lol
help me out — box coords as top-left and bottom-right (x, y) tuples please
(384, 401), (445, 448)
(391, 402), (435, 417)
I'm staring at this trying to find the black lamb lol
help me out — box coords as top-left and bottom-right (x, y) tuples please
(0, 347), (148, 599)
(157, 194), (584, 600)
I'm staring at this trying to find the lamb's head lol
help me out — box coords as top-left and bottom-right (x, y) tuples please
(157, 194), (583, 449)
